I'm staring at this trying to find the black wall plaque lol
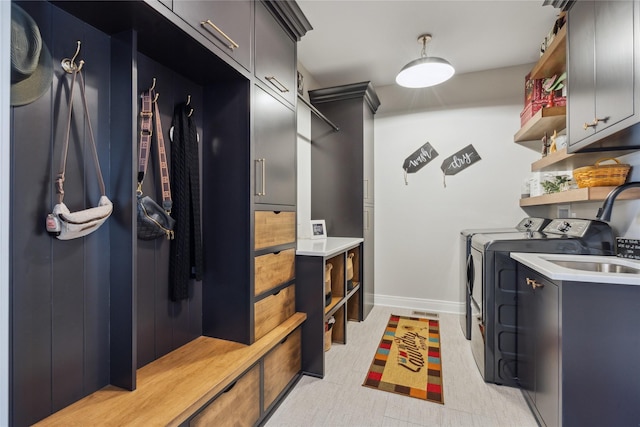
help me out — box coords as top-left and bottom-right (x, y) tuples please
(402, 142), (439, 174)
(440, 144), (481, 176)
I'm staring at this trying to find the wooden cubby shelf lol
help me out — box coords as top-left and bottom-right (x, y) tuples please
(515, 22), (567, 149)
(529, 24), (567, 80)
(515, 106), (566, 146)
(531, 147), (638, 172)
(520, 186), (640, 207)
(296, 237), (364, 378)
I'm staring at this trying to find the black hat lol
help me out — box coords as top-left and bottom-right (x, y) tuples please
(11, 4), (53, 106)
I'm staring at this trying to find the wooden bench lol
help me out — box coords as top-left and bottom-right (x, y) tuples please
(35, 313), (306, 426)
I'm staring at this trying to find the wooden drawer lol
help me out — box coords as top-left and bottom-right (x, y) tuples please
(255, 211), (295, 250)
(190, 364), (260, 427)
(254, 285), (295, 341)
(255, 248), (295, 296)
(263, 328), (301, 410)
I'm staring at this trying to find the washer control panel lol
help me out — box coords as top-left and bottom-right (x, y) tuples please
(544, 219), (591, 237)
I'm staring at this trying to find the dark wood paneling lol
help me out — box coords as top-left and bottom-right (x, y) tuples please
(135, 54), (203, 367)
(11, 2), (114, 423)
(108, 29), (136, 391)
(310, 99), (364, 237)
(295, 256), (325, 377)
(202, 79), (252, 344)
(11, 3), (56, 424)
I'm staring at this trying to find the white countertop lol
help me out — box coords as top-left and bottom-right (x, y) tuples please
(511, 253), (640, 285)
(296, 237), (363, 257)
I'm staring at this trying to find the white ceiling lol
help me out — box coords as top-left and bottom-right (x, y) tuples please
(296, 1), (562, 89)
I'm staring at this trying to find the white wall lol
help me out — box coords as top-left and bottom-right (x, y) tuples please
(373, 65), (540, 312)
(296, 62), (320, 239)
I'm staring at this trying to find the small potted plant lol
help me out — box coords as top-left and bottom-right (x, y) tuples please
(542, 72), (566, 107)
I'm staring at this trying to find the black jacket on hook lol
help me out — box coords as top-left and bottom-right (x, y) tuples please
(169, 102), (203, 301)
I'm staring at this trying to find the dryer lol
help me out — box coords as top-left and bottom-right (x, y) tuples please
(459, 217), (550, 340)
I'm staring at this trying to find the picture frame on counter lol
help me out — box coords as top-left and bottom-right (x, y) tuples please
(310, 219), (327, 240)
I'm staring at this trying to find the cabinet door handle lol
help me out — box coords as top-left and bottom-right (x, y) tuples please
(526, 278), (544, 289)
(201, 19), (239, 50)
(583, 116), (609, 130)
(265, 76), (289, 93)
(255, 159), (266, 196)
(262, 158), (267, 196)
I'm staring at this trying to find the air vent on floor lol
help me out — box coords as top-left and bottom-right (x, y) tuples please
(411, 310), (439, 318)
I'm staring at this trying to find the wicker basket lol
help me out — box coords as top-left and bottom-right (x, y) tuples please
(573, 158), (631, 188)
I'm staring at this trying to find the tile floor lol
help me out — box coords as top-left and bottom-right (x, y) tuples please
(265, 305), (538, 427)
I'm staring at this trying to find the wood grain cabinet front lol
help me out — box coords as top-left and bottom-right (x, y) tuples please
(172, 0), (252, 71)
(263, 328), (302, 410)
(254, 284), (296, 341)
(255, 210), (296, 250)
(255, 248), (295, 296)
(190, 364), (260, 427)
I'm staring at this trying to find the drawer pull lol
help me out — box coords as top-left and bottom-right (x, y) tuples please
(583, 116), (609, 130)
(200, 19), (239, 50)
(222, 381), (237, 393)
(280, 336), (288, 345)
(526, 278), (544, 289)
(272, 290), (281, 296)
(273, 251), (281, 255)
(265, 76), (290, 93)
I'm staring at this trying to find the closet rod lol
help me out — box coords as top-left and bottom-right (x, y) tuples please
(297, 94), (340, 132)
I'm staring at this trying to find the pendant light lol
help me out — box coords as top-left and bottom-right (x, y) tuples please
(396, 34), (455, 88)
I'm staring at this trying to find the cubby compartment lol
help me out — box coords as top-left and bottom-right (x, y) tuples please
(296, 238), (364, 377)
(324, 253), (345, 313)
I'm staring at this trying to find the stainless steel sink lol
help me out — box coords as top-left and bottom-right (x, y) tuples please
(549, 260), (640, 274)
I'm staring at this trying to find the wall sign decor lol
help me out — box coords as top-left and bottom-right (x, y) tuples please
(440, 144), (481, 187)
(402, 141), (439, 185)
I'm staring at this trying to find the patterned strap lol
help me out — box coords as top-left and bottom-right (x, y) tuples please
(137, 88), (172, 212)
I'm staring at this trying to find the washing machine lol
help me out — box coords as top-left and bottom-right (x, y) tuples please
(469, 219), (614, 386)
(459, 217), (550, 340)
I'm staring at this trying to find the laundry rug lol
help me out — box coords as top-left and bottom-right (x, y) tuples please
(362, 314), (444, 404)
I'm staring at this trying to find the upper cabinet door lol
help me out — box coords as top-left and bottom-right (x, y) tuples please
(568, 0), (638, 151)
(254, 87), (296, 206)
(255, 1), (296, 106)
(594, 1), (635, 130)
(173, 0), (252, 71)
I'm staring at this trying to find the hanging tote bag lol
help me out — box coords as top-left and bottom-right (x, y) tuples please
(46, 64), (112, 240)
(136, 86), (175, 240)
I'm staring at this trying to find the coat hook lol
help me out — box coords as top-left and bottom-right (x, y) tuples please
(188, 108), (193, 117)
(153, 92), (159, 103)
(61, 40), (83, 73)
(186, 94), (191, 105)
(150, 78), (156, 91)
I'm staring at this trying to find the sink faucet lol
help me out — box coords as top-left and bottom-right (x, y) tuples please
(596, 182), (640, 222)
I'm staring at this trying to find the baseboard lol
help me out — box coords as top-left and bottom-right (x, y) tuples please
(374, 294), (463, 315)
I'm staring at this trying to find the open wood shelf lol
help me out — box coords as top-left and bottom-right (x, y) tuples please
(515, 106), (566, 146)
(529, 24), (567, 80)
(324, 297), (344, 316)
(531, 147), (637, 172)
(520, 186), (640, 207)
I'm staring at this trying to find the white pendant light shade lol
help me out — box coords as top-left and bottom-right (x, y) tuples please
(396, 34), (455, 88)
